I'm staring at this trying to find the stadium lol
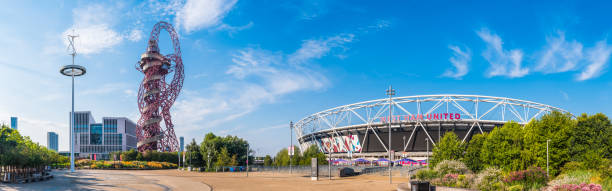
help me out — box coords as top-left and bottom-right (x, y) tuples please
(294, 94), (568, 160)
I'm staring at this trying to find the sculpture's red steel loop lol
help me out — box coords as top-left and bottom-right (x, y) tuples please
(136, 21), (183, 152)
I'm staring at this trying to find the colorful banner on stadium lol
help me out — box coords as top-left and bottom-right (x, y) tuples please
(317, 135), (361, 153)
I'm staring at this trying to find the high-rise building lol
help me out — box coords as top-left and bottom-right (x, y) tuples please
(180, 136), (184, 152)
(10, 117), (17, 130)
(70, 111), (137, 160)
(47, 132), (58, 151)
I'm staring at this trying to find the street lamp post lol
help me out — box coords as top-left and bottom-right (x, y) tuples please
(60, 33), (86, 173)
(246, 143), (249, 177)
(547, 139), (550, 178)
(403, 136), (406, 152)
(290, 121), (293, 174)
(386, 85), (395, 184)
(426, 138), (429, 166)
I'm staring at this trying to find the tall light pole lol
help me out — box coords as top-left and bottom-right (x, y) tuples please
(290, 121), (293, 174)
(403, 136), (406, 153)
(60, 33), (86, 173)
(246, 143), (249, 177)
(547, 139), (550, 178)
(386, 85), (395, 184)
(426, 138), (429, 166)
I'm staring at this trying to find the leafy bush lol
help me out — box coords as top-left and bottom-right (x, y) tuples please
(434, 160), (469, 175)
(87, 161), (177, 169)
(431, 132), (464, 167)
(474, 167), (504, 191)
(552, 183), (602, 191)
(561, 161), (583, 173)
(76, 159), (93, 167)
(414, 169), (438, 181)
(455, 174), (475, 188)
(503, 166), (547, 190)
(440, 173), (459, 187)
(507, 184), (523, 191)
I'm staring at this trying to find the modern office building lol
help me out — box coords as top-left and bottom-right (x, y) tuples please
(10, 117), (17, 130)
(180, 136), (184, 152)
(47, 132), (58, 151)
(70, 111), (137, 160)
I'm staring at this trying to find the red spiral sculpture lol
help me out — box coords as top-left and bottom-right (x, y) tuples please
(135, 21), (183, 152)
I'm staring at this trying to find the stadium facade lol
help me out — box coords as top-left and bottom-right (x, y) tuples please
(294, 95), (568, 159)
(70, 111), (138, 160)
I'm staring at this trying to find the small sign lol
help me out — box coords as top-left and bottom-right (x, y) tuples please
(289, 146), (295, 156)
(390, 150), (395, 160)
(311, 158), (318, 181)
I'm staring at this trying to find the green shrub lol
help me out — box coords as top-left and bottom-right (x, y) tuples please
(434, 160), (469, 175)
(561, 161), (584, 173)
(414, 169), (438, 181)
(474, 167), (504, 191)
(503, 166), (547, 190)
(507, 184), (523, 191)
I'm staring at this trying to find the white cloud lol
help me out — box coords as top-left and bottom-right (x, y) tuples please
(477, 28), (529, 78)
(560, 91), (570, 101)
(442, 45), (471, 79)
(63, 25), (123, 55)
(213, 21), (254, 36)
(175, 0), (238, 33)
(536, 32), (583, 73)
(63, 4), (123, 55)
(127, 29), (143, 42)
(174, 34), (354, 132)
(577, 40), (612, 81)
(289, 34), (354, 65)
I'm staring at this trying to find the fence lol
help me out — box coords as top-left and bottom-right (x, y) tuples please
(180, 164), (425, 178)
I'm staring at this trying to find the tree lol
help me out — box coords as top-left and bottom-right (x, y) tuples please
(463, 133), (487, 172)
(186, 139), (203, 167)
(522, 111), (573, 176)
(229, 155), (238, 166)
(431, 132), (464, 167)
(569, 113), (612, 162)
(300, 145), (328, 165)
(263, 155), (273, 166)
(214, 147), (231, 167)
(480, 122), (525, 171)
(199, 132), (250, 167)
(274, 148), (290, 166)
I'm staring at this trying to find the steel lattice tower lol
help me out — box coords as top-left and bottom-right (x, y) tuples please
(136, 21), (183, 152)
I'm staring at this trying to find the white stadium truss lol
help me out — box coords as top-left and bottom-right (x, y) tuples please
(294, 95), (569, 156)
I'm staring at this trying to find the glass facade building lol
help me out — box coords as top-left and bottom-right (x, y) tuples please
(180, 136), (184, 152)
(10, 117), (17, 130)
(70, 111), (137, 160)
(47, 132), (58, 151)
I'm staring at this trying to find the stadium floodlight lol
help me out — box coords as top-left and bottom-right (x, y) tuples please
(60, 33), (86, 173)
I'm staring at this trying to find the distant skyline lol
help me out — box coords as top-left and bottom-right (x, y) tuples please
(1, 0), (610, 155)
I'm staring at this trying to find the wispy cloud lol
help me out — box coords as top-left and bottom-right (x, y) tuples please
(577, 40), (612, 81)
(213, 21), (254, 36)
(560, 91), (570, 101)
(289, 34), (354, 64)
(477, 28), (529, 78)
(174, 33), (355, 132)
(442, 45), (471, 79)
(536, 31), (583, 73)
(63, 4), (123, 55)
(175, 0), (238, 33)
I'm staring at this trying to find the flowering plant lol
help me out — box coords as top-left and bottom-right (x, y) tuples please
(503, 166), (547, 189)
(553, 183), (602, 191)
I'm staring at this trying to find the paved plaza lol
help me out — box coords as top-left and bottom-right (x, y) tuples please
(0, 169), (420, 191)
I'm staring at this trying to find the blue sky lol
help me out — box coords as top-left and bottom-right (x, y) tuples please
(1, 0), (611, 155)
